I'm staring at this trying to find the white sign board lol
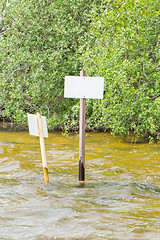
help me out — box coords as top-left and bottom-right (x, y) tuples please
(64, 76), (104, 99)
(27, 114), (48, 138)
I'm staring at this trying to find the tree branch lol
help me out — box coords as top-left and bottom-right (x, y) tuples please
(143, 62), (149, 81)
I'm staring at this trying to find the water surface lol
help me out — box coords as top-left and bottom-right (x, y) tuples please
(0, 131), (160, 239)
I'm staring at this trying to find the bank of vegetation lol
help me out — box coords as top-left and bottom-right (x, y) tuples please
(0, 0), (160, 142)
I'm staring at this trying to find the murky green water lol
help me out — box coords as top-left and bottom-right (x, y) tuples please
(0, 130), (160, 239)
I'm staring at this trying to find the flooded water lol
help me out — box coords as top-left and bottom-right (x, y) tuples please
(0, 130), (160, 239)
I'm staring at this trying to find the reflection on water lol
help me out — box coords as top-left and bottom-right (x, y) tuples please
(0, 131), (160, 239)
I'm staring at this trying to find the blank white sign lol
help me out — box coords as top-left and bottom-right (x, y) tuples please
(64, 76), (104, 99)
(27, 114), (48, 138)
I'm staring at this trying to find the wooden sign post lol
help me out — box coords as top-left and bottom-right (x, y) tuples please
(27, 113), (49, 184)
(37, 113), (49, 184)
(79, 70), (86, 181)
(64, 70), (104, 182)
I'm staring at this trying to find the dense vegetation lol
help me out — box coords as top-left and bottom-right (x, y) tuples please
(0, 0), (160, 141)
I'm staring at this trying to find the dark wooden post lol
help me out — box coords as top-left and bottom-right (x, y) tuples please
(79, 70), (86, 181)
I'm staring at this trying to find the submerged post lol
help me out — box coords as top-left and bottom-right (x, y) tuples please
(64, 70), (104, 182)
(79, 70), (86, 182)
(37, 113), (49, 184)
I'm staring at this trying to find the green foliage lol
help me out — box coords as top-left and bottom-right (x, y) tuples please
(79, 0), (160, 141)
(0, 0), (93, 124)
(1, 0), (160, 142)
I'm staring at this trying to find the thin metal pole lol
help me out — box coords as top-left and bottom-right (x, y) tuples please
(79, 70), (86, 182)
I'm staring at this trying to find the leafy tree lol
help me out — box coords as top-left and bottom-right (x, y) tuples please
(1, 0), (160, 142)
(79, 0), (160, 141)
(0, 0), (94, 128)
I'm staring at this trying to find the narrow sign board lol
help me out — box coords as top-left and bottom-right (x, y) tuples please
(27, 113), (48, 138)
(64, 76), (104, 99)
